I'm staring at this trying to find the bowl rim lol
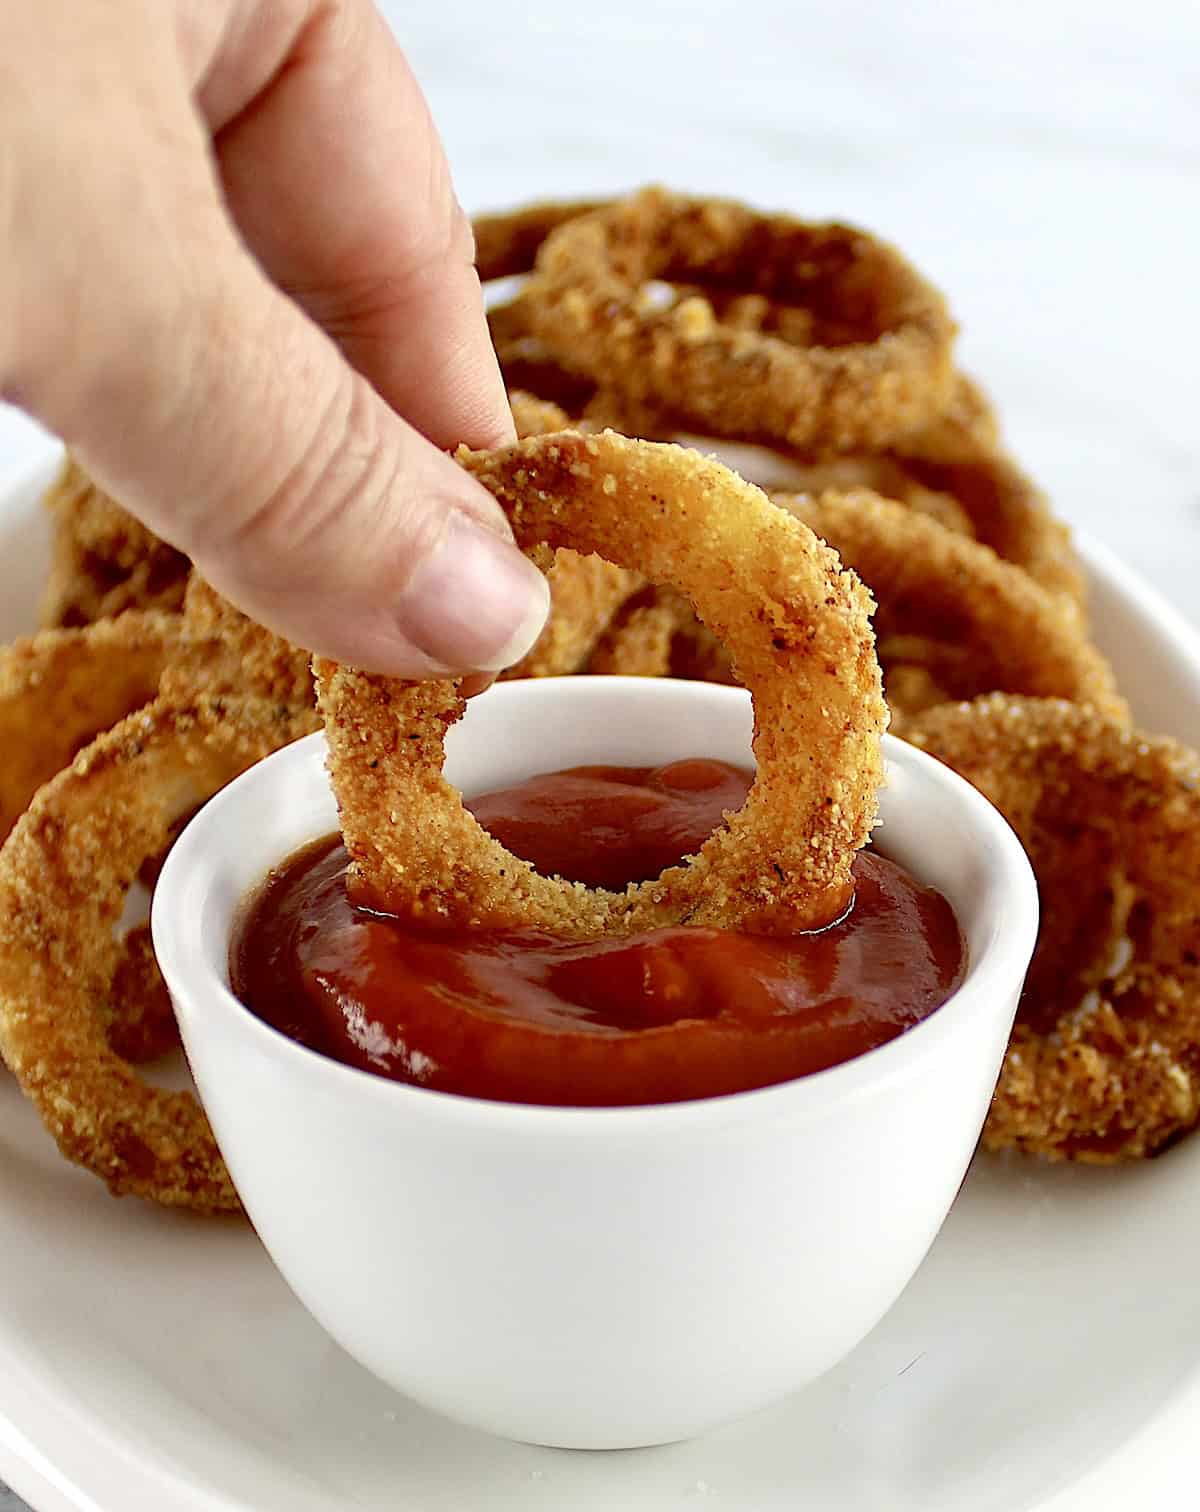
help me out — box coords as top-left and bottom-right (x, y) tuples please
(152, 678), (1039, 1135)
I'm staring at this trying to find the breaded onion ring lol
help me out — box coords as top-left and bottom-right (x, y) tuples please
(474, 198), (608, 283)
(106, 924), (180, 1065)
(0, 612), (178, 844)
(889, 400), (1084, 607)
(508, 390), (575, 439)
(160, 575), (318, 719)
(586, 585), (683, 678)
(586, 491), (1121, 724)
(503, 392), (642, 678)
(40, 458), (190, 627)
(778, 491), (1123, 723)
(316, 431), (885, 936)
(525, 187), (957, 452)
(489, 297), (598, 414)
(583, 373), (1082, 606)
(905, 695), (1200, 1162)
(505, 550), (643, 680)
(475, 203), (607, 412)
(0, 696), (308, 1210)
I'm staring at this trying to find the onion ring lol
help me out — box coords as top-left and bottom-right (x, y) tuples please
(888, 399), (1084, 607)
(160, 575), (318, 721)
(505, 548), (642, 679)
(525, 187), (957, 452)
(316, 431), (885, 936)
(586, 490), (1122, 724)
(503, 392), (642, 678)
(778, 491), (1123, 723)
(475, 202), (607, 412)
(905, 695), (1200, 1162)
(106, 923), (180, 1065)
(474, 198), (608, 283)
(40, 458), (190, 627)
(0, 611), (178, 844)
(489, 297), (598, 414)
(0, 696), (309, 1210)
(585, 585), (683, 677)
(582, 374), (1082, 606)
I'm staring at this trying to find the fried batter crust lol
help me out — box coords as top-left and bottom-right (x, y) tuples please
(527, 187), (957, 453)
(906, 696), (1200, 1162)
(40, 458), (190, 627)
(0, 697), (310, 1210)
(160, 576), (318, 723)
(317, 431), (886, 937)
(0, 611), (178, 844)
(504, 392), (642, 678)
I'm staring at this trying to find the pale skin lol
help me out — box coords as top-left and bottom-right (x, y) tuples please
(0, 0), (550, 677)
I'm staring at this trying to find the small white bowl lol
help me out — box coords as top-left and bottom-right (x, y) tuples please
(153, 678), (1037, 1449)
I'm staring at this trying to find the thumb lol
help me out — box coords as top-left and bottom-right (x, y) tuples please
(26, 234), (549, 678)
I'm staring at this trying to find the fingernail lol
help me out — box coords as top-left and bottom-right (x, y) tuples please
(396, 511), (550, 673)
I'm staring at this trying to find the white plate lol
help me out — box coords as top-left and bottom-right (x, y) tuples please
(2, 453), (1200, 1512)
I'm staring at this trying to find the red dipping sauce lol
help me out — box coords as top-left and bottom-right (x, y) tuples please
(230, 760), (965, 1106)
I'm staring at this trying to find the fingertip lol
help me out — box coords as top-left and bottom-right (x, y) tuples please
(393, 510), (550, 674)
(460, 671), (499, 699)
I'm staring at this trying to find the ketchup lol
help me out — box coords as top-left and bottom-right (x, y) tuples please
(230, 760), (965, 1105)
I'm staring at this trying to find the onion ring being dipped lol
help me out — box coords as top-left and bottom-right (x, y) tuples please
(316, 431), (886, 937)
(905, 695), (1200, 1162)
(525, 187), (957, 453)
(504, 392), (642, 678)
(0, 611), (179, 844)
(0, 696), (310, 1210)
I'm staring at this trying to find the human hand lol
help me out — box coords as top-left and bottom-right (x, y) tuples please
(0, 0), (549, 676)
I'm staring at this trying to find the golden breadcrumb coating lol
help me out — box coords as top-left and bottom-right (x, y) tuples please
(526, 187), (957, 453)
(906, 695), (1200, 1162)
(0, 697), (311, 1210)
(40, 458), (190, 627)
(317, 431), (886, 937)
(160, 575), (318, 724)
(0, 611), (178, 843)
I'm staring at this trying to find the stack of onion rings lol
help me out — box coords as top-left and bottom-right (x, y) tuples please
(581, 378), (1082, 607)
(584, 489), (1122, 725)
(482, 191), (1082, 608)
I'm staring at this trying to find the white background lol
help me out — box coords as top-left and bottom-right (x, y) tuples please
(1, 1), (1197, 1506)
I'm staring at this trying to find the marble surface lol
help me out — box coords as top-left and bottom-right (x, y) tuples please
(0, 1), (1196, 1507)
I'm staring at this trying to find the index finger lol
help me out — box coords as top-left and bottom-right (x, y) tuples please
(199, 0), (512, 450)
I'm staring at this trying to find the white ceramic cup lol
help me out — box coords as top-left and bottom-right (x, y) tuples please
(153, 677), (1038, 1449)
